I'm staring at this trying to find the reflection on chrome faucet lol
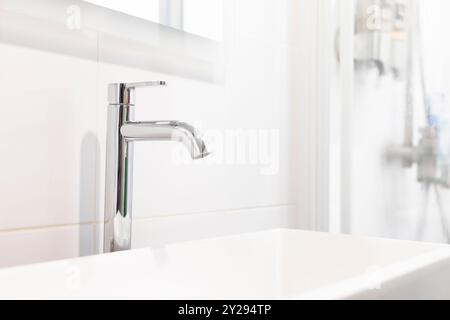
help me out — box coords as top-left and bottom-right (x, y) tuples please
(104, 82), (210, 253)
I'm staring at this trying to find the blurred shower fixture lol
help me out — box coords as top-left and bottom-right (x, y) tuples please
(385, 0), (450, 242)
(386, 0), (450, 189)
(416, 128), (450, 188)
(391, 126), (450, 243)
(336, 0), (409, 78)
(388, 127), (450, 189)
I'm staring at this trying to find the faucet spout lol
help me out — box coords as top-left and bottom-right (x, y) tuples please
(121, 121), (210, 159)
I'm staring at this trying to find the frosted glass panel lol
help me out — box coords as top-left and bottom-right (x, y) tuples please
(334, 0), (450, 244)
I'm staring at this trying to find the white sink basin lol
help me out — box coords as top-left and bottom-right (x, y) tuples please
(1, 229), (450, 299)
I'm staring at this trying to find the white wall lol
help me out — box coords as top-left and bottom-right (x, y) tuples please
(0, 0), (306, 268)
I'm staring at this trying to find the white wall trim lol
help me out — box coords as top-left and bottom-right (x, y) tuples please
(296, 0), (334, 232)
(338, 0), (355, 234)
(315, 0), (334, 232)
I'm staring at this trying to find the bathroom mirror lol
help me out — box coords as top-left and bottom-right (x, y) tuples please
(83, 0), (224, 41)
(0, 0), (225, 83)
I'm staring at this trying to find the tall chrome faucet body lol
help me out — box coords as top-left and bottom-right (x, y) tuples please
(104, 82), (209, 253)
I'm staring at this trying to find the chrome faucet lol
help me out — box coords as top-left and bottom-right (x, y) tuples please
(104, 82), (210, 253)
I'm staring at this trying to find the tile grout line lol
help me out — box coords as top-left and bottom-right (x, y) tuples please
(0, 204), (297, 234)
(133, 203), (297, 221)
(0, 221), (101, 234)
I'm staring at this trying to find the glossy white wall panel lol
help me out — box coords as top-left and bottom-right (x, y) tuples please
(0, 224), (97, 268)
(0, 43), (99, 230)
(96, 39), (295, 220)
(131, 205), (296, 248)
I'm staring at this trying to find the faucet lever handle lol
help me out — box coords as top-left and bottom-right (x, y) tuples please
(108, 81), (167, 106)
(125, 81), (167, 89)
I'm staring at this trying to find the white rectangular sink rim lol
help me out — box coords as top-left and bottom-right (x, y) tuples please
(294, 248), (450, 299)
(0, 229), (449, 300)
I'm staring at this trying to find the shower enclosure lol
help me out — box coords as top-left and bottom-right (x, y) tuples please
(324, 0), (450, 244)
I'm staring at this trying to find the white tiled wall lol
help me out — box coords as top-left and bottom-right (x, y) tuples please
(0, 0), (304, 268)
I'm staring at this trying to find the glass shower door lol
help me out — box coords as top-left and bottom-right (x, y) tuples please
(331, 0), (450, 244)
